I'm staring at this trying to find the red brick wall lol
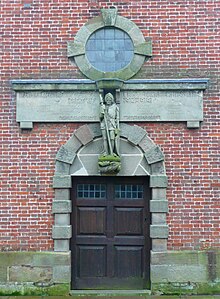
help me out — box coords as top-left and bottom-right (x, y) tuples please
(1, 0), (219, 251)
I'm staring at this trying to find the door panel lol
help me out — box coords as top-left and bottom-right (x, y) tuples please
(71, 176), (150, 290)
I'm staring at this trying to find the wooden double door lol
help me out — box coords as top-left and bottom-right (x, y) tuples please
(71, 176), (150, 290)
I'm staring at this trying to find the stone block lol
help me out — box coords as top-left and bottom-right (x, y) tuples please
(150, 175), (168, 188)
(75, 124), (94, 145)
(53, 266), (71, 283)
(52, 225), (72, 239)
(151, 265), (207, 283)
(150, 200), (168, 213)
(54, 240), (70, 252)
(152, 239), (167, 252)
(20, 121), (33, 129)
(54, 189), (70, 201)
(65, 135), (83, 154)
(53, 175), (72, 189)
(52, 200), (72, 214)
(67, 41), (85, 57)
(152, 188), (166, 200)
(145, 145), (164, 164)
(55, 214), (70, 226)
(150, 225), (169, 239)
(138, 135), (155, 153)
(32, 252), (70, 267)
(88, 123), (102, 138)
(151, 161), (165, 175)
(152, 213), (167, 225)
(55, 161), (70, 175)
(187, 121), (200, 128)
(9, 266), (52, 283)
(101, 8), (117, 26)
(56, 145), (76, 165)
(151, 251), (207, 266)
(126, 125), (147, 145)
(0, 267), (7, 282)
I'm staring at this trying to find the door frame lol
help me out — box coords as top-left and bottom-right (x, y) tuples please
(52, 123), (168, 289)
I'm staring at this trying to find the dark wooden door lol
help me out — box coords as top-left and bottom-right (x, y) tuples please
(71, 176), (150, 290)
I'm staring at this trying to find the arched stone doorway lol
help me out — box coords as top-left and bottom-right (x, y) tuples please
(52, 123), (168, 288)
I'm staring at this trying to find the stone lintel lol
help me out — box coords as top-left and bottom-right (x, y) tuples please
(150, 225), (169, 239)
(52, 200), (72, 214)
(150, 175), (168, 188)
(52, 225), (72, 239)
(150, 200), (168, 213)
(53, 175), (72, 189)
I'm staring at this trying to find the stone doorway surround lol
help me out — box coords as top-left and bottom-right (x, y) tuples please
(52, 123), (168, 253)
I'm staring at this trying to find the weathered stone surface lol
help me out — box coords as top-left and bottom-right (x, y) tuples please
(152, 239), (167, 252)
(152, 188), (167, 200)
(151, 265), (207, 283)
(151, 251), (207, 266)
(32, 252), (70, 267)
(88, 123), (102, 138)
(52, 225), (72, 239)
(134, 40), (152, 56)
(67, 41), (85, 57)
(150, 200), (169, 213)
(9, 266), (52, 283)
(54, 189), (70, 200)
(55, 161), (70, 175)
(152, 213), (167, 225)
(151, 161), (166, 175)
(53, 175), (72, 188)
(0, 267), (7, 282)
(15, 81), (205, 127)
(20, 121), (33, 129)
(101, 8), (117, 26)
(75, 125), (94, 145)
(150, 225), (169, 238)
(150, 175), (168, 187)
(54, 240), (70, 252)
(145, 145), (164, 164)
(126, 125), (147, 145)
(52, 200), (72, 214)
(53, 266), (71, 283)
(56, 145), (76, 165)
(55, 214), (70, 226)
(138, 135), (155, 153)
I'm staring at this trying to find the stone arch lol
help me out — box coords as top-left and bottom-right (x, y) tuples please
(52, 123), (168, 252)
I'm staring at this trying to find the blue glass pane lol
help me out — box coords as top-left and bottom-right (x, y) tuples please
(86, 27), (134, 72)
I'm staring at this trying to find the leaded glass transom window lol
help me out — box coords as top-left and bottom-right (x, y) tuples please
(115, 185), (144, 199)
(77, 184), (106, 199)
(85, 27), (134, 72)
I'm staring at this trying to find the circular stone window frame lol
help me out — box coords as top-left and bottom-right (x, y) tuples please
(67, 9), (152, 81)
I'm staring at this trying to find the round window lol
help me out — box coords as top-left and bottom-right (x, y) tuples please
(85, 27), (134, 72)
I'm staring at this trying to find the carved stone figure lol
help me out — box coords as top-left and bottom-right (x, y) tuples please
(100, 92), (120, 156)
(98, 92), (121, 174)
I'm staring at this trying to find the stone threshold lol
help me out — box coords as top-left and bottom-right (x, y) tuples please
(70, 290), (151, 296)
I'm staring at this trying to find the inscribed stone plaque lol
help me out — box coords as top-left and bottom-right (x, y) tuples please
(16, 91), (100, 122)
(120, 90), (203, 122)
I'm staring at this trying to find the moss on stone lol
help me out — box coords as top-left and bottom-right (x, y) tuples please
(0, 283), (70, 296)
(98, 155), (121, 162)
